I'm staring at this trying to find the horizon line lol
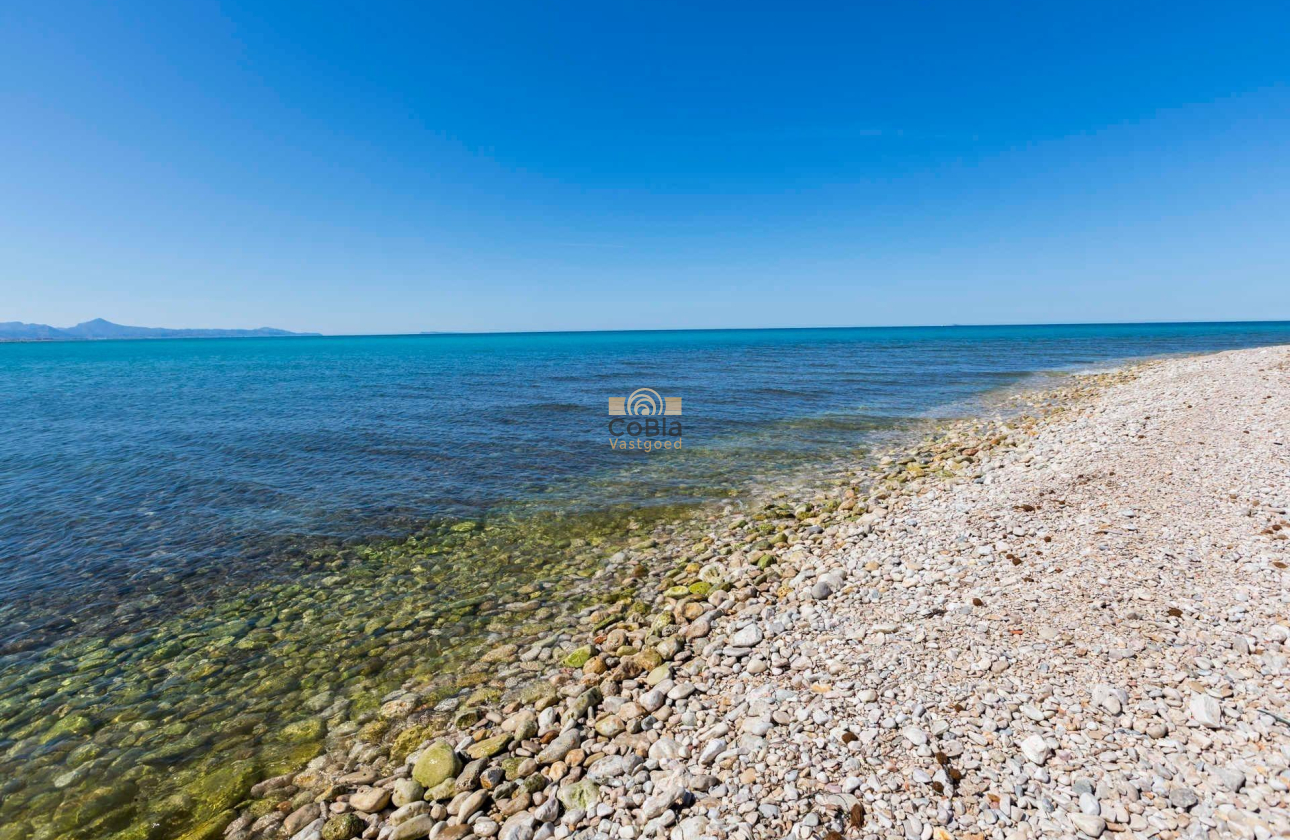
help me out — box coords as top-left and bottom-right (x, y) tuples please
(6, 317), (1290, 344)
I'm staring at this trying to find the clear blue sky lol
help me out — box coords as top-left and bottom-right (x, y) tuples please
(2, 2), (1288, 334)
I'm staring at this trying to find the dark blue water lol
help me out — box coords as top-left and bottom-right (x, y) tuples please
(3, 322), (1289, 629)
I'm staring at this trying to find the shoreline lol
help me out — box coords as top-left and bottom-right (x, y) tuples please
(209, 356), (1244, 840)
(0, 364), (1144, 840)
(239, 345), (1289, 840)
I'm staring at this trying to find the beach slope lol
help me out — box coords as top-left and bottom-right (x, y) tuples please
(712, 345), (1290, 839)
(222, 346), (1290, 840)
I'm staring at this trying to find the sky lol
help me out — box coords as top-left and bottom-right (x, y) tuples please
(1, 2), (1288, 334)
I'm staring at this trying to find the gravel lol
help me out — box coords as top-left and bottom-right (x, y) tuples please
(219, 346), (1290, 840)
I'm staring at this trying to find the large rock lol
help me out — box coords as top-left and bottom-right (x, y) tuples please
(648, 737), (682, 761)
(639, 689), (666, 712)
(639, 771), (688, 819)
(283, 805), (320, 836)
(587, 753), (641, 782)
(1189, 693), (1222, 728)
(390, 815), (436, 840)
(191, 761), (258, 817)
(537, 729), (580, 765)
(457, 789), (490, 821)
(683, 616), (711, 640)
(350, 785), (390, 813)
(728, 624), (763, 648)
(412, 741), (461, 789)
(1019, 734), (1051, 765)
(321, 813), (364, 840)
(466, 732), (512, 760)
(514, 679), (558, 708)
(1068, 814), (1106, 837)
(673, 815), (709, 840)
(1213, 766), (1246, 791)
(392, 778), (424, 807)
(698, 738), (726, 765)
(499, 812), (536, 840)
(563, 687), (602, 723)
(901, 726), (927, 747)
(557, 779), (601, 811)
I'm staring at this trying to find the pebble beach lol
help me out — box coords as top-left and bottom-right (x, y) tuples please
(203, 346), (1290, 840)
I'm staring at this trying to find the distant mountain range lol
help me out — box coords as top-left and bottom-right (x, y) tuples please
(0, 318), (319, 341)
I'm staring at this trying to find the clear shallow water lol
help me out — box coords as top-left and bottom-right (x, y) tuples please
(2, 321), (1290, 840)
(4, 322), (1290, 642)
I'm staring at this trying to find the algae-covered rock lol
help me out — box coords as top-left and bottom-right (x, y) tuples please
(55, 780), (138, 831)
(634, 648), (664, 672)
(390, 722), (434, 760)
(514, 679), (557, 708)
(322, 813), (365, 840)
(144, 792), (196, 837)
(249, 673), (299, 698)
(465, 732), (511, 760)
(426, 778), (457, 801)
(191, 760), (258, 817)
(176, 811), (237, 840)
(391, 777), (424, 807)
(500, 756), (529, 781)
(557, 779), (600, 811)
(358, 718), (392, 743)
(0, 825), (29, 840)
(562, 645), (595, 668)
(246, 798), (277, 818)
(464, 685), (502, 707)
(280, 717), (325, 744)
(412, 740), (460, 788)
(645, 665), (672, 686)
(42, 712), (95, 743)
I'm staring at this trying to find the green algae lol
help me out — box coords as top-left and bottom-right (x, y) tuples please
(562, 645), (595, 668)
(0, 501), (702, 840)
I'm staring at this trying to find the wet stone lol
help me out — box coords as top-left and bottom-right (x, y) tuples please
(321, 813), (365, 840)
(466, 732), (512, 760)
(413, 741), (462, 789)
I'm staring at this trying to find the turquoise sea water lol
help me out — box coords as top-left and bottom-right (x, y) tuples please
(3, 321), (1290, 648)
(2, 321), (1290, 839)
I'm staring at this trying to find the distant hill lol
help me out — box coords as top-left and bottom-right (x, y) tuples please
(0, 318), (319, 341)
